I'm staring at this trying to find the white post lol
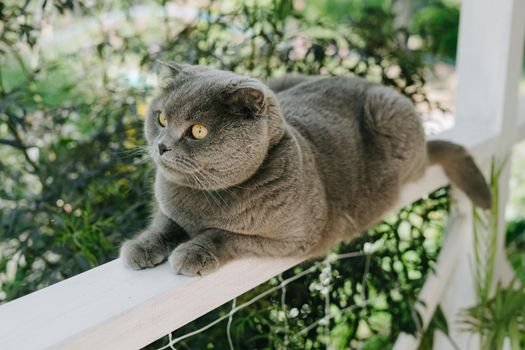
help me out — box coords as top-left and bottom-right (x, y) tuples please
(434, 190), (479, 350)
(435, 0), (525, 349)
(454, 0), (525, 136)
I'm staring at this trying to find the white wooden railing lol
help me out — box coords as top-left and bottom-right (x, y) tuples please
(1, 0), (524, 349)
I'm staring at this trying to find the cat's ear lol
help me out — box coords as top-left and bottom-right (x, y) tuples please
(157, 60), (185, 76)
(226, 83), (267, 116)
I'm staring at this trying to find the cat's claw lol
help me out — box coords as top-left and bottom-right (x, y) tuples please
(168, 242), (219, 276)
(120, 239), (168, 270)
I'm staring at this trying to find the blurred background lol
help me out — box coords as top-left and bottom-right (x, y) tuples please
(0, 1), (524, 349)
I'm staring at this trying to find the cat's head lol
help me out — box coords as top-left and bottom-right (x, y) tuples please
(145, 63), (284, 189)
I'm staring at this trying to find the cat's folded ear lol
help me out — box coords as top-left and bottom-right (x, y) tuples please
(225, 82), (268, 116)
(157, 60), (186, 76)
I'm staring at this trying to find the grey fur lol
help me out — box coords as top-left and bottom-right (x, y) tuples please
(120, 65), (491, 276)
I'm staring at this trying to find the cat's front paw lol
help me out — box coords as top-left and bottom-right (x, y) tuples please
(120, 238), (170, 270)
(168, 242), (219, 276)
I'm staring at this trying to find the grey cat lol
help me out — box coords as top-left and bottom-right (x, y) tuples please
(120, 63), (491, 276)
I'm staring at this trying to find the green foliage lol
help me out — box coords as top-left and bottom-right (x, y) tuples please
(303, 0), (392, 24)
(506, 218), (525, 282)
(1, 1), (153, 300)
(459, 158), (525, 350)
(472, 158), (507, 306)
(459, 282), (525, 350)
(418, 306), (458, 350)
(411, 1), (460, 61)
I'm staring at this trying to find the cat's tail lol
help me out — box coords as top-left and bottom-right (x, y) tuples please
(427, 140), (491, 209)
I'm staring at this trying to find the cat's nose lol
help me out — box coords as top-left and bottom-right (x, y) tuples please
(158, 143), (171, 155)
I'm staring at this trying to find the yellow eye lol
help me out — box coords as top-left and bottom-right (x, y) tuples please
(158, 112), (168, 127)
(191, 123), (208, 140)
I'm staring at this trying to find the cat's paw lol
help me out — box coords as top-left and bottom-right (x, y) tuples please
(120, 238), (169, 270)
(168, 242), (219, 276)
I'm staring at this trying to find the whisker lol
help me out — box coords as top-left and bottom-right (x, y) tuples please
(118, 146), (149, 157)
(189, 172), (215, 208)
(192, 167), (236, 206)
(171, 156), (242, 209)
(193, 169), (231, 209)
